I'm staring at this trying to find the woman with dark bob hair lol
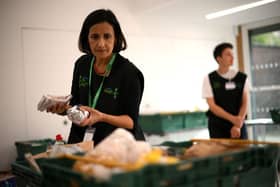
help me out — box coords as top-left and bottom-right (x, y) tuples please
(48, 9), (145, 145)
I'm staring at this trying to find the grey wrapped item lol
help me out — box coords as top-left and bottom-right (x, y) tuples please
(67, 105), (89, 124)
(37, 94), (72, 112)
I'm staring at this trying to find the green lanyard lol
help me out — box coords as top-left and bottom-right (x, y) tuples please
(88, 53), (116, 108)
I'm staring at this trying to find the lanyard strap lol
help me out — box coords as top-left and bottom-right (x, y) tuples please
(88, 54), (116, 108)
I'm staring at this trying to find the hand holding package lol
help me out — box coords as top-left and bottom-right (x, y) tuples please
(67, 105), (89, 124)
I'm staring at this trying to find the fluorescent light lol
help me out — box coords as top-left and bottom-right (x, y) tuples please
(205, 0), (277, 20)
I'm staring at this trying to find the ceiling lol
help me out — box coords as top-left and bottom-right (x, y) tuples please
(120, 0), (280, 26)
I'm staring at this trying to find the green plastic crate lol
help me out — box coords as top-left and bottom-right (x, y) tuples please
(139, 113), (185, 135)
(15, 139), (54, 160)
(254, 144), (279, 168)
(217, 148), (256, 176)
(219, 166), (277, 187)
(139, 112), (208, 135)
(216, 145), (279, 187)
(183, 112), (207, 129)
(143, 141), (220, 187)
(160, 141), (256, 176)
(41, 157), (143, 187)
(152, 141), (279, 187)
(11, 159), (44, 187)
(142, 157), (219, 187)
(239, 167), (276, 187)
(218, 174), (237, 187)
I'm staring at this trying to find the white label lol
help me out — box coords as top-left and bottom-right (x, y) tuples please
(225, 82), (236, 90)
(83, 127), (95, 142)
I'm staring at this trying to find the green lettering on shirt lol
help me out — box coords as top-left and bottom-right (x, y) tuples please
(79, 75), (88, 88)
(104, 88), (119, 99)
(213, 82), (221, 89)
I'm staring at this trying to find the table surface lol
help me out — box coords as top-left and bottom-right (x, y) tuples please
(246, 118), (279, 126)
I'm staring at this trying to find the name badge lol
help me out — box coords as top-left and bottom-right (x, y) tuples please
(83, 127), (95, 142)
(225, 82), (236, 90)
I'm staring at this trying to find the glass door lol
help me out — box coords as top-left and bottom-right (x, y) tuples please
(249, 24), (280, 118)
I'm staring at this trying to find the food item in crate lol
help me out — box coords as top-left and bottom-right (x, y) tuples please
(71, 129), (178, 181)
(73, 161), (123, 182)
(183, 141), (247, 158)
(141, 148), (178, 164)
(86, 128), (151, 164)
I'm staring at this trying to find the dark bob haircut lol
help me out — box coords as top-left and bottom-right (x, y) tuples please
(213, 42), (233, 61)
(78, 9), (127, 54)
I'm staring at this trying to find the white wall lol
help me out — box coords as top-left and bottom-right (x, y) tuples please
(0, 0), (235, 170)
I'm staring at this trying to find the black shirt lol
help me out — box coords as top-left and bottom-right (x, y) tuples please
(68, 53), (145, 145)
(207, 70), (247, 138)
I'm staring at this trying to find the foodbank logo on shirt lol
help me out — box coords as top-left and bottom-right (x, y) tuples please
(79, 76), (89, 88)
(104, 88), (119, 99)
(213, 82), (221, 89)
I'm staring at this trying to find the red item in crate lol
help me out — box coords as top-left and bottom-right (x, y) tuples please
(56, 134), (63, 141)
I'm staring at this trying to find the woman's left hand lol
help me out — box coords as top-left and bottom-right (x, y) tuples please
(230, 126), (241, 138)
(78, 106), (104, 127)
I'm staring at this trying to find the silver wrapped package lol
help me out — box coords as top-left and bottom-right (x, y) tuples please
(67, 105), (89, 124)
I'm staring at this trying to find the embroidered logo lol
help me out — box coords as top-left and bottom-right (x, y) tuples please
(104, 88), (119, 99)
(79, 76), (89, 88)
(213, 82), (221, 89)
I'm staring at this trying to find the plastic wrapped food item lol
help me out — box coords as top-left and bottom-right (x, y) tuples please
(71, 129), (179, 181)
(67, 105), (89, 124)
(73, 162), (122, 182)
(87, 128), (151, 164)
(37, 94), (72, 112)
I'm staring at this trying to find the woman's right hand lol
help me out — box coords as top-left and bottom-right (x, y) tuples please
(79, 106), (104, 127)
(47, 103), (69, 114)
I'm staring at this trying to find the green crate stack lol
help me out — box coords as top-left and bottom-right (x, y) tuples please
(139, 113), (185, 135)
(11, 159), (44, 187)
(15, 139), (54, 161)
(183, 112), (207, 129)
(41, 157), (144, 187)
